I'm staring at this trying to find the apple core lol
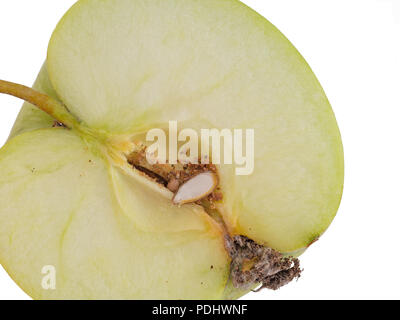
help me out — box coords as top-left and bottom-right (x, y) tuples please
(0, 0), (343, 300)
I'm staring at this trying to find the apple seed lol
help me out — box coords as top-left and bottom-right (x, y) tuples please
(173, 172), (218, 205)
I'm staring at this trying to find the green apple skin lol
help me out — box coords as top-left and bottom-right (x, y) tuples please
(0, 0), (344, 299)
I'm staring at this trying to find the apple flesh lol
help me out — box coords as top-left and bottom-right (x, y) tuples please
(0, 0), (343, 299)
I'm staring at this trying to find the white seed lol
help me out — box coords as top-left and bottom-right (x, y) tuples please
(172, 172), (218, 205)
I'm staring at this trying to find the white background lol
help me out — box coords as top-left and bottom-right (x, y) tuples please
(0, 0), (399, 300)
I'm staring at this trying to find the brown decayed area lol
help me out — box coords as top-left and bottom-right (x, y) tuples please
(225, 235), (301, 291)
(126, 148), (302, 292)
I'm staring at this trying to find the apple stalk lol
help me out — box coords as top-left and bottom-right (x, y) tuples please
(0, 79), (80, 130)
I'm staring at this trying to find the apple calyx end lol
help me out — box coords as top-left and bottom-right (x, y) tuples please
(225, 235), (302, 292)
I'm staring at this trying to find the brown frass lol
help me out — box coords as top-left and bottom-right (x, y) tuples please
(225, 235), (302, 291)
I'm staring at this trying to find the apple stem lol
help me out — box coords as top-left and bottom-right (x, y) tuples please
(0, 79), (80, 130)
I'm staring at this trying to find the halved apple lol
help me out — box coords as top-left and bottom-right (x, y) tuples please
(0, 0), (343, 299)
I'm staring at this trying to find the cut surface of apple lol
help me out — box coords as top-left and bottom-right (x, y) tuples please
(0, 0), (344, 299)
(0, 129), (229, 299)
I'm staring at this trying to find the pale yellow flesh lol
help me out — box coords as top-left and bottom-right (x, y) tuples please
(7, 66), (247, 300)
(0, 129), (229, 299)
(47, 0), (344, 252)
(0, 0), (344, 300)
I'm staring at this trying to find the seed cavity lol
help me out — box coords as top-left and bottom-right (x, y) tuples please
(126, 147), (222, 205)
(126, 147), (302, 292)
